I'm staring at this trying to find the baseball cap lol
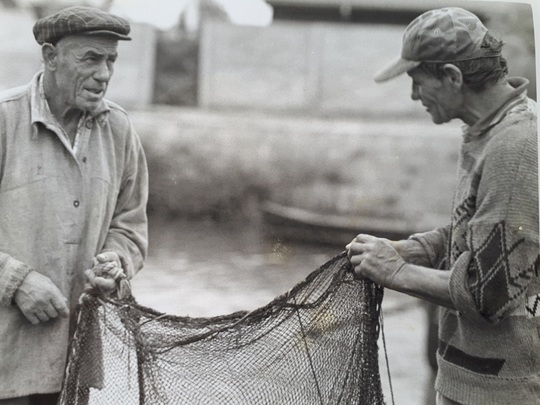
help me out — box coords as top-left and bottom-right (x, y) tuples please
(33, 6), (131, 45)
(374, 7), (500, 82)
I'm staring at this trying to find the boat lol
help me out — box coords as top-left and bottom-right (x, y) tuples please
(261, 200), (419, 246)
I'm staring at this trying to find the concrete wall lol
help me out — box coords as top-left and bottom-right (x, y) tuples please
(199, 21), (420, 118)
(198, 2), (536, 114)
(0, 10), (42, 90)
(107, 23), (157, 110)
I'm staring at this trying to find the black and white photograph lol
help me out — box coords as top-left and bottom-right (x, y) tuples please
(0, 0), (537, 404)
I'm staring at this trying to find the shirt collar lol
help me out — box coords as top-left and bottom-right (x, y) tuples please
(30, 71), (111, 137)
(462, 77), (530, 140)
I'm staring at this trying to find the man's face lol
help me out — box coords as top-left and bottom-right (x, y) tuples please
(407, 67), (461, 125)
(52, 35), (119, 113)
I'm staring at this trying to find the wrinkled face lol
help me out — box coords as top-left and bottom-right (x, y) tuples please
(52, 35), (119, 113)
(407, 67), (461, 125)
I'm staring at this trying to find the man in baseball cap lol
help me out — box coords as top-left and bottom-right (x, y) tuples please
(0, 6), (148, 405)
(373, 7), (500, 83)
(347, 7), (538, 405)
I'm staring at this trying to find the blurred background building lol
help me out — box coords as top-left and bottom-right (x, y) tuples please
(0, 0), (535, 239)
(0, 0), (535, 240)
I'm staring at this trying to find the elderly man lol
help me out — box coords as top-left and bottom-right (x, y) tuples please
(0, 6), (148, 405)
(347, 7), (538, 405)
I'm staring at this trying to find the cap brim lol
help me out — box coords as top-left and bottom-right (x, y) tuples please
(373, 57), (421, 83)
(80, 30), (132, 41)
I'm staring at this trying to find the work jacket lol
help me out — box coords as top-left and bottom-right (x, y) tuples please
(0, 72), (148, 398)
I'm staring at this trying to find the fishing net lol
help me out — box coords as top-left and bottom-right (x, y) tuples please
(59, 252), (386, 405)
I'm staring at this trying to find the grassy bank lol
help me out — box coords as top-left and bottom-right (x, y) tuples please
(132, 106), (461, 231)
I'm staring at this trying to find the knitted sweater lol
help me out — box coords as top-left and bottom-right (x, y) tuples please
(411, 78), (539, 404)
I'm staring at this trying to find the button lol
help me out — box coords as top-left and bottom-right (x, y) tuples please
(85, 121), (93, 129)
(73, 200), (80, 208)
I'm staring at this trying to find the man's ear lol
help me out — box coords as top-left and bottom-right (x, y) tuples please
(441, 64), (463, 88)
(41, 43), (58, 71)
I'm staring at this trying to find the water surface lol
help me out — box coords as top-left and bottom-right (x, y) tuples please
(131, 217), (433, 405)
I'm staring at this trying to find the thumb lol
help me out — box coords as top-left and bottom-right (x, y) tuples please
(96, 251), (119, 264)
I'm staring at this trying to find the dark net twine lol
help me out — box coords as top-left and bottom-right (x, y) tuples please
(59, 252), (386, 405)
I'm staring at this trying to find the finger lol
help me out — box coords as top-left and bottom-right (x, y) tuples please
(107, 266), (125, 281)
(35, 310), (50, 323)
(51, 295), (69, 318)
(24, 311), (40, 325)
(346, 235), (358, 250)
(85, 269), (96, 283)
(96, 251), (119, 264)
(94, 277), (116, 292)
(102, 262), (117, 271)
(349, 253), (364, 266)
(84, 269), (98, 293)
(348, 241), (368, 254)
(95, 258), (121, 275)
(352, 263), (367, 280)
(92, 262), (114, 278)
(355, 234), (375, 243)
(43, 303), (59, 319)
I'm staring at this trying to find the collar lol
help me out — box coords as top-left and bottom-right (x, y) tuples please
(30, 72), (111, 138)
(462, 77), (530, 141)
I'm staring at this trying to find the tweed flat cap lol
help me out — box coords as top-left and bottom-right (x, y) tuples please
(33, 6), (131, 45)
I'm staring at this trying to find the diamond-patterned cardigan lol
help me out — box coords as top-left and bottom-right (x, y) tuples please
(410, 78), (539, 404)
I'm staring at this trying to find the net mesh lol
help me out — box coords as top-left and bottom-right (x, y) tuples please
(59, 252), (386, 405)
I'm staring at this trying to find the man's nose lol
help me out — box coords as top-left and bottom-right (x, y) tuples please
(94, 61), (112, 82)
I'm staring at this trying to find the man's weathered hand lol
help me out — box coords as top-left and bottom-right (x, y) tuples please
(84, 251), (125, 296)
(346, 234), (408, 288)
(13, 271), (69, 325)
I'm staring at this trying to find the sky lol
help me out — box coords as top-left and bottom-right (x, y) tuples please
(109, 0), (273, 30)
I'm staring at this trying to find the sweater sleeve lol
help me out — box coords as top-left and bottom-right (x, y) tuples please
(101, 124), (149, 279)
(0, 252), (33, 306)
(449, 114), (539, 323)
(408, 225), (450, 269)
